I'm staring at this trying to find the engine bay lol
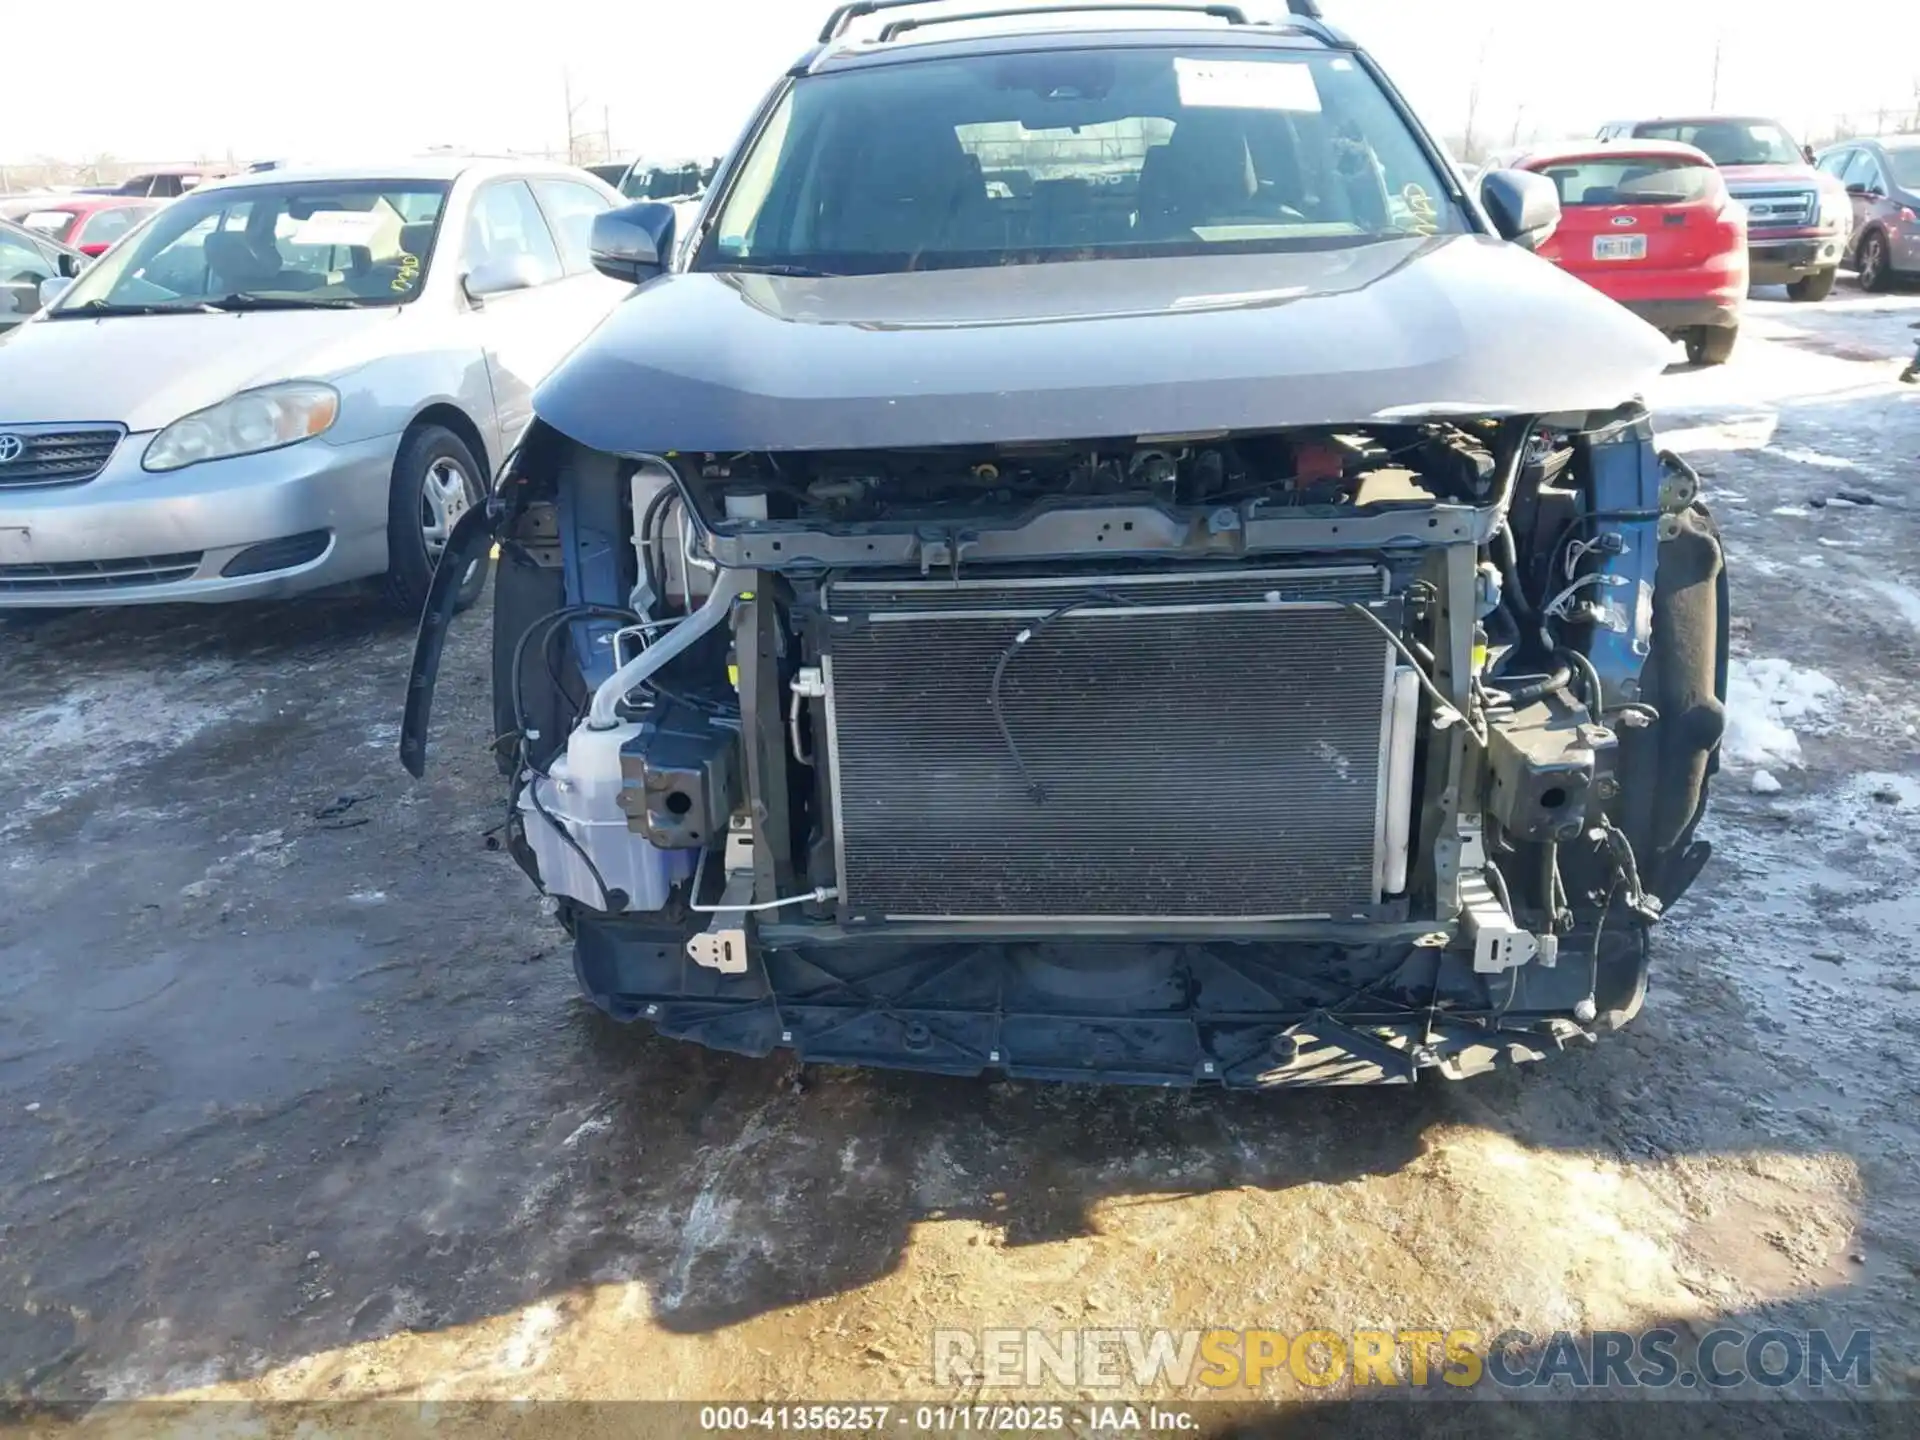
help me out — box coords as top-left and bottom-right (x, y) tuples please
(681, 423), (1502, 530)
(414, 402), (1727, 1086)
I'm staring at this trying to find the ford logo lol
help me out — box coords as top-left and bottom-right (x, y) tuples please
(1611, 216), (1639, 227)
(0, 434), (26, 464)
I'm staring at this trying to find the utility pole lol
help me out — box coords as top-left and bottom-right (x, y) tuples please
(1461, 35), (1489, 163)
(563, 71), (586, 165)
(1709, 36), (1723, 110)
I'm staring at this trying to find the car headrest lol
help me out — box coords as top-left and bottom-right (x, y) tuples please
(399, 223), (434, 260)
(204, 230), (279, 283)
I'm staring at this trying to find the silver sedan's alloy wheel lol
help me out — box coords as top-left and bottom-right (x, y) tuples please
(420, 454), (477, 562)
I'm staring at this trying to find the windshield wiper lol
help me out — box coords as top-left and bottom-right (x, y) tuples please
(204, 294), (384, 311)
(48, 298), (222, 318)
(711, 262), (838, 278)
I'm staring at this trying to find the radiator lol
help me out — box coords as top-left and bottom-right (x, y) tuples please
(819, 566), (1399, 922)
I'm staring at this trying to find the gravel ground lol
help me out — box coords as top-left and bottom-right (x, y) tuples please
(2, 284), (1918, 1431)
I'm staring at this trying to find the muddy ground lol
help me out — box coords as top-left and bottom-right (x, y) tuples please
(3, 287), (1919, 1433)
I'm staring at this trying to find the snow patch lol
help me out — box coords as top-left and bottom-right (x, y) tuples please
(1657, 414), (1779, 454)
(561, 1112), (613, 1149)
(1724, 658), (1838, 769)
(1770, 445), (1859, 470)
(1861, 579), (1920, 633)
(1771, 505), (1810, 518)
(0, 662), (241, 838)
(1751, 770), (1783, 795)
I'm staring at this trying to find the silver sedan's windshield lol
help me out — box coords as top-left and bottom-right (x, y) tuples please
(704, 45), (1465, 276)
(51, 180), (449, 316)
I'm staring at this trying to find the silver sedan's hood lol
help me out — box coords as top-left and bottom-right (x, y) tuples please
(0, 308), (407, 431)
(535, 235), (1673, 455)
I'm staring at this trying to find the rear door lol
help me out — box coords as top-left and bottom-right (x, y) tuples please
(459, 179), (577, 447)
(1533, 154), (1728, 279)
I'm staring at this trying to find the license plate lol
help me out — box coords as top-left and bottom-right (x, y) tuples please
(1593, 235), (1647, 261)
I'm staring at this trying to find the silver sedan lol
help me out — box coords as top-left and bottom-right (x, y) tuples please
(0, 157), (630, 610)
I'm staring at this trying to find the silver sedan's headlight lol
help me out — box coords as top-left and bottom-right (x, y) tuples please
(143, 381), (340, 473)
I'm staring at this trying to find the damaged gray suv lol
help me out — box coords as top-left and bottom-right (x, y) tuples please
(404, 0), (1729, 1088)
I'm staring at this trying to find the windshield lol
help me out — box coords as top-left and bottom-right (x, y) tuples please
(622, 161), (713, 201)
(1889, 146), (1920, 191)
(1634, 119), (1804, 168)
(1533, 154), (1722, 206)
(51, 179), (450, 315)
(703, 45), (1464, 275)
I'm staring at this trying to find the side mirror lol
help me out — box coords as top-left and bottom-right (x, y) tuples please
(590, 201), (676, 283)
(56, 251), (85, 277)
(1480, 168), (1562, 252)
(463, 254), (545, 302)
(1803, 145), (1817, 166)
(37, 276), (73, 309)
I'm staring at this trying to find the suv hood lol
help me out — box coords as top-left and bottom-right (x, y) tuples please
(0, 308), (403, 431)
(536, 235), (1672, 455)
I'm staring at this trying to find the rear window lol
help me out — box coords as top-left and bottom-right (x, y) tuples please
(19, 210), (78, 239)
(1534, 156), (1720, 206)
(1890, 147), (1920, 191)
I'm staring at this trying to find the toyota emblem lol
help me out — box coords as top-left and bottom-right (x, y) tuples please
(0, 434), (24, 464)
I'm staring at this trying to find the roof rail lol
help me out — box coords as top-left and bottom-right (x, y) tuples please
(1286, 0), (1323, 15)
(821, 1), (938, 42)
(878, 4), (1249, 40)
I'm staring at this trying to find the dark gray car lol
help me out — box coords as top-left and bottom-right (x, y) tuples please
(1815, 135), (1920, 291)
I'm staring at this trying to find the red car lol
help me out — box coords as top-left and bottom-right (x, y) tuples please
(0, 194), (160, 257)
(1489, 140), (1749, 366)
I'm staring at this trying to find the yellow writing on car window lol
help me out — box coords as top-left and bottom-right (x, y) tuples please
(391, 252), (421, 293)
(1401, 183), (1438, 236)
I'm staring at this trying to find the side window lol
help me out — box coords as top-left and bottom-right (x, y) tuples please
(0, 231), (55, 285)
(1842, 150), (1885, 193)
(530, 178), (614, 274)
(1815, 149), (1853, 179)
(462, 181), (565, 286)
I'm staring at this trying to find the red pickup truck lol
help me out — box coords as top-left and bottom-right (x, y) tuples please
(1597, 116), (1850, 300)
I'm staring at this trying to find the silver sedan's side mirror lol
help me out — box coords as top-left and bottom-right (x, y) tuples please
(37, 276), (73, 310)
(462, 254), (546, 303)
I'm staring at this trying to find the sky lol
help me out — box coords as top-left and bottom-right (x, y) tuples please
(4, 0), (1918, 169)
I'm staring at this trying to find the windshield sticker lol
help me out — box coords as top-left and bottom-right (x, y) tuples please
(289, 211), (384, 248)
(391, 253), (421, 293)
(1174, 58), (1322, 114)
